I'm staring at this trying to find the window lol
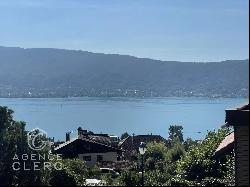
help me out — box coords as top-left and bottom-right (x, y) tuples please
(83, 155), (91, 161)
(97, 155), (103, 162)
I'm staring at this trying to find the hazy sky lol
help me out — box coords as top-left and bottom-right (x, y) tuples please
(0, 0), (249, 61)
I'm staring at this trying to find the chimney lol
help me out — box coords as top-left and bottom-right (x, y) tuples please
(66, 132), (70, 142)
(77, 127), (88, 139)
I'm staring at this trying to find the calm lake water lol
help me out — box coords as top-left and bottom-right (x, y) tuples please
(0, 97), (248, 141)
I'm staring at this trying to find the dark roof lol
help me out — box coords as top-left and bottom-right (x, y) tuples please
(88, 135), (112, 145)
(54, 137), (121, 157)
(236, 104), (249, 110)
(77, 129), (112, 145)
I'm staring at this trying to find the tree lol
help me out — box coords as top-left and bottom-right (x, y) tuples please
(0, 106), (28, 185)
(143, 141), (185, 185)
(168, 125), (184, 144)
(117, 171), (141, 186)
(183, 137), (199, 151)
(121, 132), (130, 140)
(221, 153), (235, 186)
(172, 127), (232, 186)
(48, 157), (88, 186)
(0, 106), (52, 186)
(144, 169), (171, 186)
(165, 137), (185, 163)
(0, 106), (90, 186)
(101, 174), (114, 186)
(144, 141), (168, 170)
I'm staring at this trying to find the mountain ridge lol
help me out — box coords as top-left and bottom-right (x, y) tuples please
(1, 46), (248, 63)
(0, 46), (248, 98)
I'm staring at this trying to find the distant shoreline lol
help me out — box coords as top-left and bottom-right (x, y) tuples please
(0, 95), (248, 99)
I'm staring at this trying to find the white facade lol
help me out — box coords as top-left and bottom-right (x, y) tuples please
(78, 152), (118, 166)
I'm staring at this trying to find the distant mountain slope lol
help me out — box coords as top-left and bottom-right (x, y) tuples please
(0, 46), (248, 97)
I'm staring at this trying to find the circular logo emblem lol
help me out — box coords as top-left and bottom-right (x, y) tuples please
(27, 128), (48, 151)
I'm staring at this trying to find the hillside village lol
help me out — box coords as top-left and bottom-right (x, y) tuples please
(52, 127), (167, 169)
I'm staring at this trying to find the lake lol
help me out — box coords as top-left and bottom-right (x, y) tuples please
(0, 97), (248, 141)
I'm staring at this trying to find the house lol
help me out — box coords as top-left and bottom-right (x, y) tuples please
(225, 103), (249, 186)
(119, 134), (167, 160)
(53, 127), (122, 167)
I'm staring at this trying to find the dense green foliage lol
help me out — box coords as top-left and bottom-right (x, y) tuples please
(144, 141), (168, 170)
(172, 128), (234, 186)
(48, 158), (88, 186)
(183, 137), (199, 151)
(0, 106), (45, 186)
(117, 171), (141, 186)
(116, 126), (235, 186)
(168, 125), (184, 143)
(117, 134), (186, 186)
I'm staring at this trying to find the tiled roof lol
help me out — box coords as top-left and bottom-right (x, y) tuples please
(54, 137), (78, 151)
(88, 135), (111, 145)
(54, 137), (121, 155)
